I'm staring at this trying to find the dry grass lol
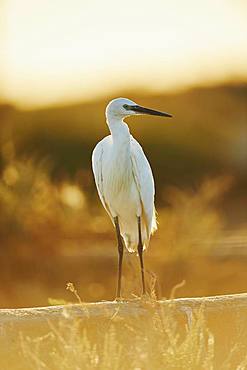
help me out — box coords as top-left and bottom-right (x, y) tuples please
(9, 287), (246, 370)
(18, 298), (247, 370)
(157, 175), (233, 261)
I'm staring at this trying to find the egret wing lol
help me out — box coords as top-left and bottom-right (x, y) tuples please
(130, 136), (157, 236)
(92, 137), (113, 221)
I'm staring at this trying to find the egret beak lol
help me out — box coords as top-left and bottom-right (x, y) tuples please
(130, 105), (172, 118)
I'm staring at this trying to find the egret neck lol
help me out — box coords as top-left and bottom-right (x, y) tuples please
(105, 115), (132, 194)
(106, 115), (130, 145)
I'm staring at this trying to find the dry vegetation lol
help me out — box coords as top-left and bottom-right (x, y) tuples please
(1, 295), (246, 370)
(19, 305), (216, 370)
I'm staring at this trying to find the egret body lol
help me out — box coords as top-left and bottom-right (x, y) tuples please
(92, 98), (172, 297)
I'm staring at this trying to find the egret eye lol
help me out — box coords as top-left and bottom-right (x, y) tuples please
(123, 104), (129, 110)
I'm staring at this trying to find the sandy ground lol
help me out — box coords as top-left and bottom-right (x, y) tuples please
(1, 293), (247, 369)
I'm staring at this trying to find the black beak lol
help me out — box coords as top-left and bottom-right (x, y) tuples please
(129, 105), (172, 118)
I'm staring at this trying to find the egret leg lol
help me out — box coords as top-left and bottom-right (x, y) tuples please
(137, 216), (146, 295)
(114, 216), (124, 298)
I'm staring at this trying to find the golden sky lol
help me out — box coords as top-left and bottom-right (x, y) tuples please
(1, 0), (247, 108)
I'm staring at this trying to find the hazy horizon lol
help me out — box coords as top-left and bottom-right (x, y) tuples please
(1, 0), (247, 108)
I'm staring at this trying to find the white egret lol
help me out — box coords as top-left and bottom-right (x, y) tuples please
(92, 98), (172, 297)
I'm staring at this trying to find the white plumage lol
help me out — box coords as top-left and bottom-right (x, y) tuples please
(92, 98), (172, 296)
(92, 133), (157, 252)
(92, 98), (172, 252)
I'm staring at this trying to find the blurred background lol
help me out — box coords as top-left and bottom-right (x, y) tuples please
(0, 0), (247, 307)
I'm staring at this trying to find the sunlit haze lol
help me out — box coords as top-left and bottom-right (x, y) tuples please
(2, 0), (247, 108)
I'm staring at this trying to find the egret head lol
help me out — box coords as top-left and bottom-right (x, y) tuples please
(106, 97), (172, 120)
